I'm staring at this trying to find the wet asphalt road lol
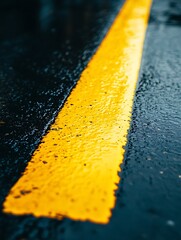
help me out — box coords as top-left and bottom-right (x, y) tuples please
(0, 0), (181, 239)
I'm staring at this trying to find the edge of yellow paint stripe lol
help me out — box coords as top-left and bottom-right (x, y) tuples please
(3, 0), (152, 224)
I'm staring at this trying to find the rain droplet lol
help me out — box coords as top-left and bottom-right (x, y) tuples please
(166, 220), (175, 227)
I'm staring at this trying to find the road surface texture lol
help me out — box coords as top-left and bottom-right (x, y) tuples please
(0, 0), (181, 239)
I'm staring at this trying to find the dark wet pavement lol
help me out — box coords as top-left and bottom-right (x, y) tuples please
(0, 0), (181, 239)
(0, 0), (123, 213)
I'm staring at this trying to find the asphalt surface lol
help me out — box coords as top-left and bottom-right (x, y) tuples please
(0, 0), (181, 239)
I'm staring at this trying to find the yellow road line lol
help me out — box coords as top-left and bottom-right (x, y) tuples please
(3, 0), (152, 224)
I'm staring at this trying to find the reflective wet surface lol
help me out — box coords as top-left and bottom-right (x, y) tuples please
(0, 0), (181, 239)
(0, 0), (123, 205)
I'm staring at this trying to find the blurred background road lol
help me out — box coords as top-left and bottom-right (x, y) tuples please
(0, 0), (181, 239)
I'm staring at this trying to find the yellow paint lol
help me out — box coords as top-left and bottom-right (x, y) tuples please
(3, 0), (152, 224)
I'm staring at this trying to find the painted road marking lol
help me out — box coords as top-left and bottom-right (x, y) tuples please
(3, 0), (152, 224)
